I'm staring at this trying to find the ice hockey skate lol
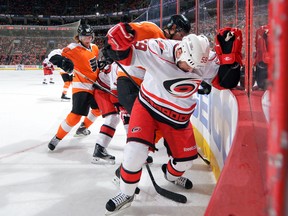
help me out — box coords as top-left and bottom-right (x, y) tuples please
(61, 93), (71, 102)
(162, 164), (193, 189)
(48, 136), (61, 151)
(105, 192), (134, 215)
(74, 122), (90, 137)
(91, 144), (115, 164)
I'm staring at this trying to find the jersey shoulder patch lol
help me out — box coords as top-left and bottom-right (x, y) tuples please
(67, 43), (80, 50)
(147, 39), (176, 63)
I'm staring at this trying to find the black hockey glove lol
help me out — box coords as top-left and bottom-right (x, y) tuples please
(61, 58), (74, 73)
(198, 81), (212, 95)
(98, 61), (107, 70)
(49, 55), (74, 73)
(102, 46), (114, 65)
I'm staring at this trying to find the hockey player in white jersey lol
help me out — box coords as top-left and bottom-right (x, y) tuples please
(103, 33), (217, 213)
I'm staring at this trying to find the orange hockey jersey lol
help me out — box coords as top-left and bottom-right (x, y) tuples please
(49, 42), (99, 94)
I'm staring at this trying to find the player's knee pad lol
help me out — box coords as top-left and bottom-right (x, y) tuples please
(122, 141), (149, 172)
(104, 114), (120, 128)
(66, 112), (82, 126)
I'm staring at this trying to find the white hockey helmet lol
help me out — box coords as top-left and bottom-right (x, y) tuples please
(175, 34), (210, 69)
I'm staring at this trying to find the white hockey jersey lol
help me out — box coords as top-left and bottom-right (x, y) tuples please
(43, 58), (53, 69)
(95, 62), (119, 91)
(124, 38), (219, 128)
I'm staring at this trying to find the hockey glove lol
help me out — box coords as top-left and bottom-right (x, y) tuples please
(98, 61), (107, 70)
(61, 58), (74, 73)
(101, 46), (114, 65)
(197, 81), (212, 95)
(102, 65), (112, 74)
(107, 22), (135, 51)
(98, 47), (114, 70)
(215, 27), (243, 65)
(119, 106), (130, 125)
(254, 25), (270, 65)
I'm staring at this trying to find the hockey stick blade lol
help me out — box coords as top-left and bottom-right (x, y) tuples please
(197, 153), (210, 165)
(145, 164), (187, 203)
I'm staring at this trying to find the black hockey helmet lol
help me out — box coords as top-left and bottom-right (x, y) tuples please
(166, 14), (191, 33)
(77, 24), (94, 37)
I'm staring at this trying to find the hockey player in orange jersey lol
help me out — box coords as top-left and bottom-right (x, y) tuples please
(47, 23), (102, 151)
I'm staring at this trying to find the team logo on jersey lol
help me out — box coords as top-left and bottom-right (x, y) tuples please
(89, 57), (97, 72)
(163, 78), (201, 98)
(131, 127), (141, 133)
(156, 40), (165, 54)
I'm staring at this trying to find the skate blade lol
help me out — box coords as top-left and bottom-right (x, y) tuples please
(91, 157), (115, 165)
(105, 202), (132, 215)
(61, 99), (70, 102)
(73, 134), (90, 138)
(47, 148), (55, 152)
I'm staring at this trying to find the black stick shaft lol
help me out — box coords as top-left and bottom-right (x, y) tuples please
(197, 152), (211, 165)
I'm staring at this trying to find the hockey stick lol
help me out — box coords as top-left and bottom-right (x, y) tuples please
(145, 164), (187, 203)
(73, 69), (118, 98)
(197, 152), (210, 165)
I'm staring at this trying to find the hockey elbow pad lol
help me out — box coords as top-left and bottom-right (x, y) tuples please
(50, 55), (74, 73)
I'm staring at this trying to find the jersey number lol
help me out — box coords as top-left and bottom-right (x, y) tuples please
(134, 41), (148, 51)
(201, 57), (208, 63)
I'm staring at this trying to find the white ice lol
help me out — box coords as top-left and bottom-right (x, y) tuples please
(0, 70), (215, 216)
